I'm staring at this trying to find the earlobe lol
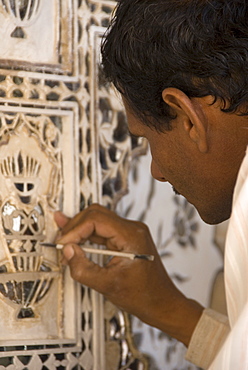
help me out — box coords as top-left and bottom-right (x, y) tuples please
(188, 124), (208, 153)
(162, 88), (209, 153)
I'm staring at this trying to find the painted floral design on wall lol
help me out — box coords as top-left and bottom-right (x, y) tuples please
(173, 197), (199, 248)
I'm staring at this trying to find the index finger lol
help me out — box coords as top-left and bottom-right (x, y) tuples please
(56, 204), (112, 235)
(54, 211), (70, 229)
(56, 205), (129, 250)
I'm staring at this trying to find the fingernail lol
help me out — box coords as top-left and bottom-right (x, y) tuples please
(64, 244), (75, 261)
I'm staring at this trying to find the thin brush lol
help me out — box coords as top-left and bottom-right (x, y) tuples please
(40, 242), (154, 261)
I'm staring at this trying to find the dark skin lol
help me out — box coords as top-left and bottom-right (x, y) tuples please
(55, 206), (203, 346)
(54, 89), (248, 347)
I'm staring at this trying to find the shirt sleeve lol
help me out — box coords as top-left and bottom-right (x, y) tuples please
(185, 308), (230, 369)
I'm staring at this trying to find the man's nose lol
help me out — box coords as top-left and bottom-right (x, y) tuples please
(150, 160), (166, 182)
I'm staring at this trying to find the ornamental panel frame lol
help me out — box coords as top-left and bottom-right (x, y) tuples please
(0, 101), (82, 356)
(0, 0), (77, 77)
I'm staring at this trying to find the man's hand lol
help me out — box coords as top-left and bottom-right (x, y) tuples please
(54, 204), (203, 346)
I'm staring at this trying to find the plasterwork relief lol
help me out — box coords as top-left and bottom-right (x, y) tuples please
(0, 115), (62, 338)
(0, 0), (75, 74)
(0, 0), (148, 369)
(0, 104), (81, 354)
(90, 22), (148, 370)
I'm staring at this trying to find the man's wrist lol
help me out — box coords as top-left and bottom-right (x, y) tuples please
(164, 297), (204, 346)
(139, 294), (204, 347)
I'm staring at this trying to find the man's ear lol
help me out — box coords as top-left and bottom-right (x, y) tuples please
(162, 87), (209, 153)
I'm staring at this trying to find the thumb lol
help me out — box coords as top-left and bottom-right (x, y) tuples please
(62, 243), (76, 261)
(62, 244), (108, 292)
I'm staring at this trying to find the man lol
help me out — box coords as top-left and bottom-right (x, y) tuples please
(55, 0), (248, 368)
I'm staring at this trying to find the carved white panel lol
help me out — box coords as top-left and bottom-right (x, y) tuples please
(89, 25), (143, 209)
(0, 0), (149, 369)
(0, 0), (76, 75)
(0, 103), (81, 355)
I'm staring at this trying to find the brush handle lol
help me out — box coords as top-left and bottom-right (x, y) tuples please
(41, 243), (154, 261)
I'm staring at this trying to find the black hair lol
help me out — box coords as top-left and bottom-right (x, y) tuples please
(101, 0), (248, 130)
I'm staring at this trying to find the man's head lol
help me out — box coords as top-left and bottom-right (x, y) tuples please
(101, 0), (248, 224)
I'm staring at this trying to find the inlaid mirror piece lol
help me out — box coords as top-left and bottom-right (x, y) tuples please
(0, 0), (148, 369)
